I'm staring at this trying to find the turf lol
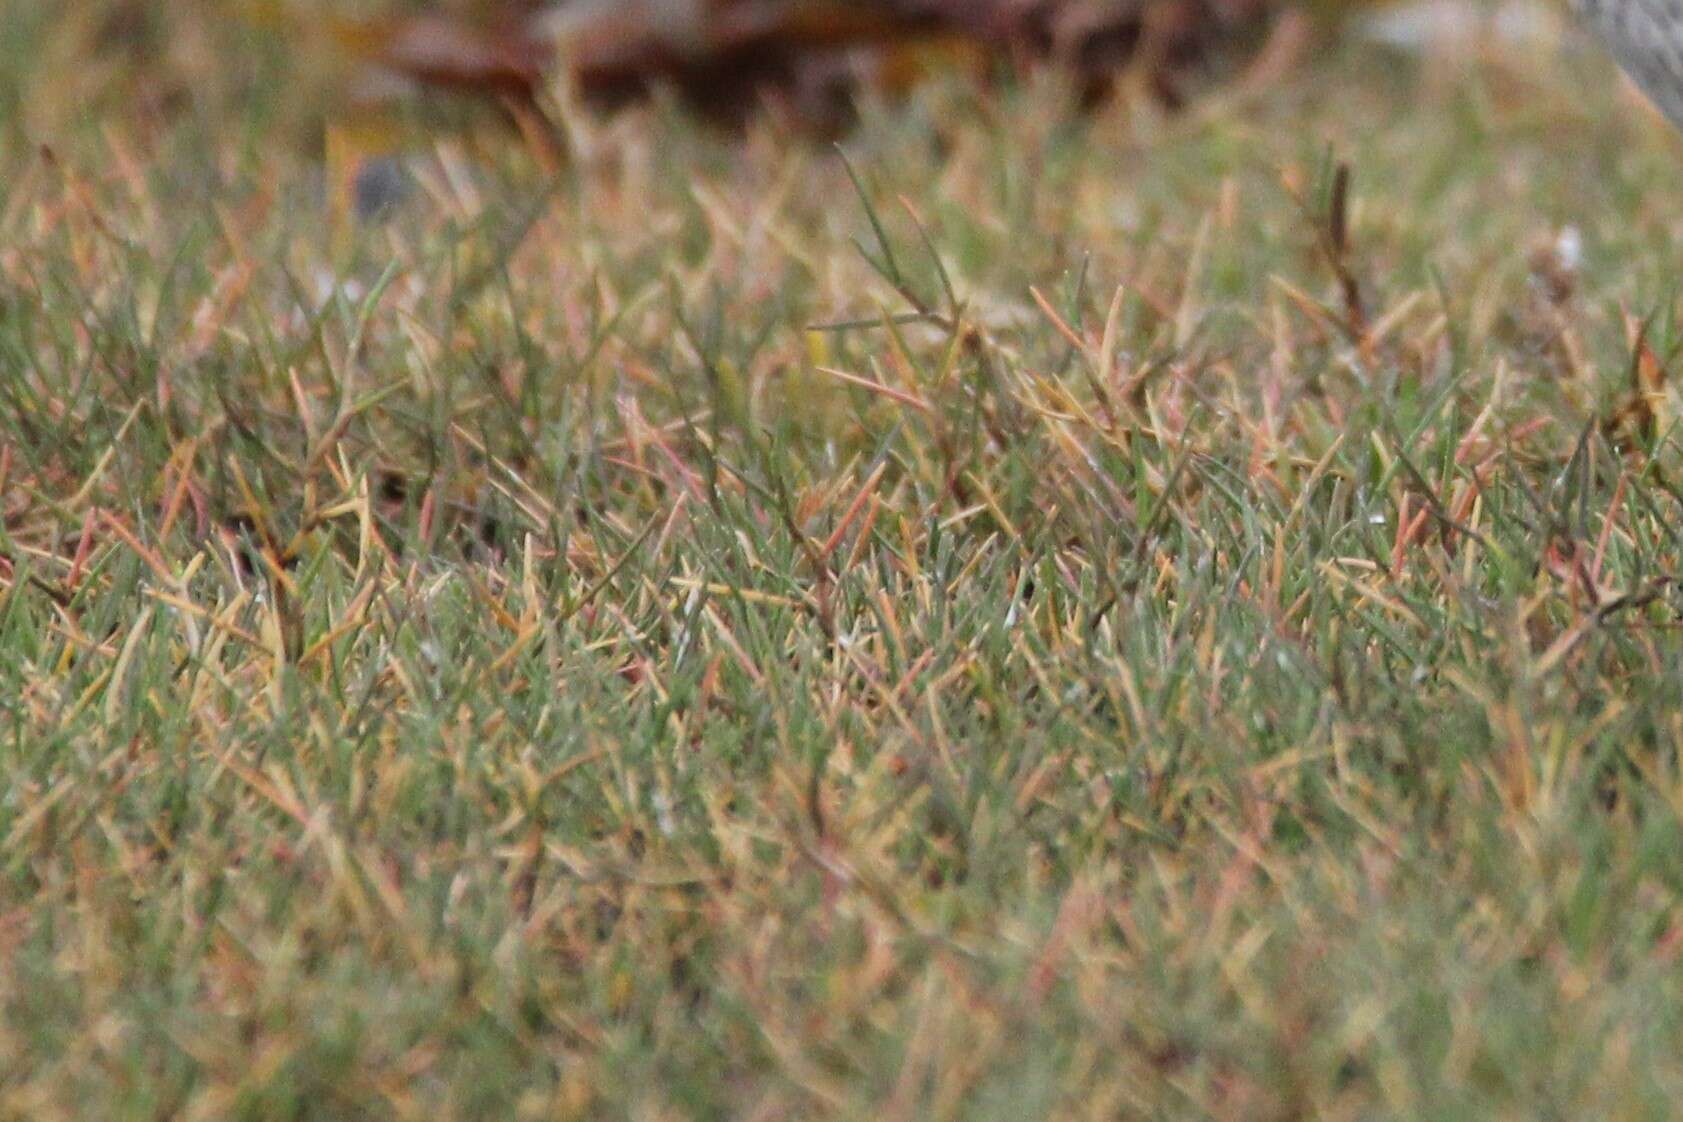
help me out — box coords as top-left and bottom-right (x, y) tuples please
(4, 8), (1683, 1120)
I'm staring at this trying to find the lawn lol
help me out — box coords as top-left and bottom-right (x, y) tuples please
(4, 5), (1683, 1119)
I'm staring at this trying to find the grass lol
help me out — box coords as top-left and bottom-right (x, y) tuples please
(5, 6), (1683, 1119)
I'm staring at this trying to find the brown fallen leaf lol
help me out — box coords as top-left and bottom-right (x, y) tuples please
(331, 0), (1293, 127)
(1603, 311), (1672, 452)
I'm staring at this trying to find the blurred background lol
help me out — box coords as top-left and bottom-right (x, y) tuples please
(1, 0), (1587, 169)
(0, 0), (1643, 320)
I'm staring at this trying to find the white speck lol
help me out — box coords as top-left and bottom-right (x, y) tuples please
(1554, 226), (1583, 272)
(310, 269), (366, 311)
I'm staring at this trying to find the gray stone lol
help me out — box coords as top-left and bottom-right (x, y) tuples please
(1576, 0), (1683, 128)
